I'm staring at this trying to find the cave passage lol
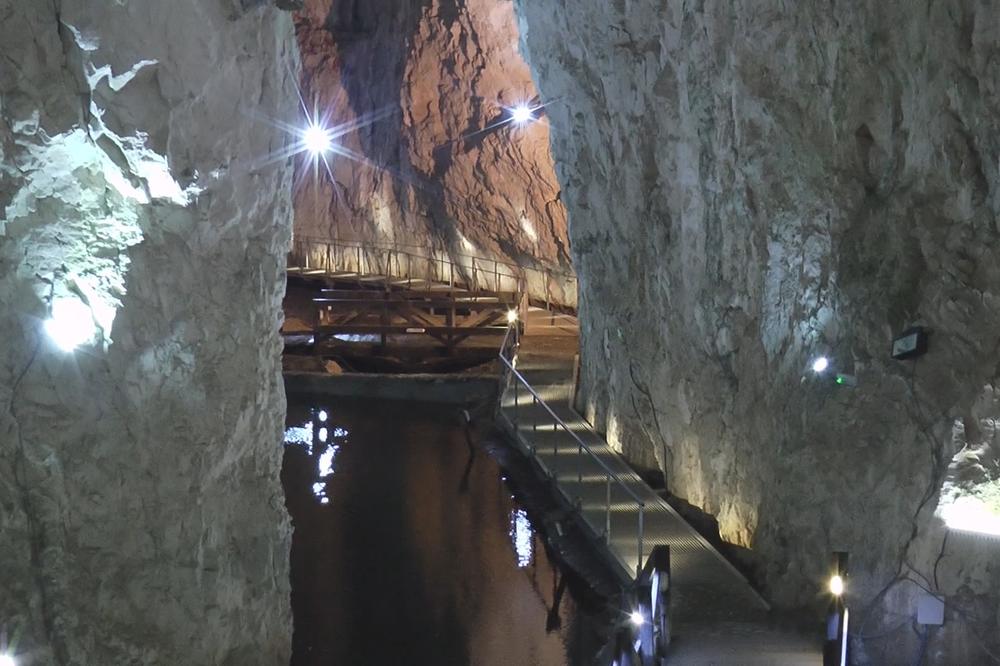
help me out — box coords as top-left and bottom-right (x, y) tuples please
(281, 395), (583, 665)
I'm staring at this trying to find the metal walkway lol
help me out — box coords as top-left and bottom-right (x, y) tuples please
(499, 308), (822, 664)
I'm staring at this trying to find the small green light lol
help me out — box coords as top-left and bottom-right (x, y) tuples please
(836, 376), (845, 385)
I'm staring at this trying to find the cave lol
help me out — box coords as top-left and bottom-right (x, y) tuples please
(2, 1), (999, 665)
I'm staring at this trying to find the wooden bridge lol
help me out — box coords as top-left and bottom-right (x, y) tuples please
(285, 237), (533, 363)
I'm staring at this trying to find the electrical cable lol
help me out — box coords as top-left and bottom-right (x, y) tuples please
(931, 530), (949, 592)
(912, 624), (930, 666)
(855, 356), (989, 660)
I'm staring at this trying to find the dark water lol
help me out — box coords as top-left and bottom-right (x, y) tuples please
(282, 396), (582, 666)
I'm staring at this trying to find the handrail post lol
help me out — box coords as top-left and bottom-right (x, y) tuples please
(532, 395), (537, 433)
(513, 374), (519, 428)
(552, 422), (558, 479)
(605, 473), (611, 544)
(637, 503), (645, 579)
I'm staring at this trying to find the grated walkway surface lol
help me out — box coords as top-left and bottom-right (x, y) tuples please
(499, 308), (822, 664)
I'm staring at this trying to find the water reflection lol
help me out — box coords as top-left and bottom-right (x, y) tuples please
(284, 422), (314, 451)
(282, 396), (586, 666)
(284, 407), (348, 505)
(510, 507), (534, 568)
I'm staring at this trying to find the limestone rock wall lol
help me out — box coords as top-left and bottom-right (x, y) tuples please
(293, 0), (575, 306)
(0, 1), (297, 663)
(514, 1), (1000, 661)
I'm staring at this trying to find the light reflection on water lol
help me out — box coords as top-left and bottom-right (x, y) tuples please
(510, 507), (534, 568)
(318, 446), (338, 477)
(284, 408), (348, 505)
(284, 422), (314, 452)
(282, 396), (586, 666)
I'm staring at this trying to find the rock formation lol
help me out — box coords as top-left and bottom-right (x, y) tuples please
(514, 0), (1000, 661)
(292, 0), (575, 305)
(0, 1), (297, 662)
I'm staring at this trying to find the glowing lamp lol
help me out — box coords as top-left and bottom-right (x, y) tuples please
(45, 297), (96, 352)
(318, 410), (328, 422)
(506, 309), (519, 324)
(811, 356), (829, 373)
(829, 574), (844, 596)
(511, 105), (533, 124)
(629, 610), (645, 626)
(303, 124), (332, 155)
(0, 653), (16, 666)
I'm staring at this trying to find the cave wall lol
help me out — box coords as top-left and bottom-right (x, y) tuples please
(0, 1), (297, 663)
(514, 0), (1000, 662)
(293, 0), (575, 305)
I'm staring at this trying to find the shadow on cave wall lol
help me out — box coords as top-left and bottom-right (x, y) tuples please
(318, 0), (472, 261)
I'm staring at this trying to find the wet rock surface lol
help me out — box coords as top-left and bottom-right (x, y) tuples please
(0, 1), (297, 662)
(513, 1), (1000, 661)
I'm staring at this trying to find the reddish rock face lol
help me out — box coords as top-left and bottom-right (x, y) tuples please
(292, 0), (575, 305)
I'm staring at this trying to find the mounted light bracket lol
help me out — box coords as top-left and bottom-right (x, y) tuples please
(891, 326), (928, 360)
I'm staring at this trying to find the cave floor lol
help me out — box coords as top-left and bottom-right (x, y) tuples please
(501, 307), (823, 664)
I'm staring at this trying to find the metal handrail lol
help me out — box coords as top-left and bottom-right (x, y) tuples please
(295, 234), (577, 281)
(289, 236), (526, 296)
(498, 322), (646, 575)
(499, 351), (645, 504)
(292, 234), (579, 311)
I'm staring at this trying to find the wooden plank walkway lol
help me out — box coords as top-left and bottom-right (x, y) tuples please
(499, 308), (822, 664)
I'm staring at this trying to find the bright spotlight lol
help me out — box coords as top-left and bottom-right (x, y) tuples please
(303, 124), (332, 155)
(511, 105), (533, 124)
(45, 297), (96, 352)
(0, 653), (16, 666)
(629, 610), (645, 626)
(507, 309), (519, 324)
(318, 410), (328, 422)
(829, 574), (844, 596)
(811, 356), (830, 373)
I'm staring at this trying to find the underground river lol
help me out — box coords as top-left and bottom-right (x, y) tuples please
(282, 394), (599, 665)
